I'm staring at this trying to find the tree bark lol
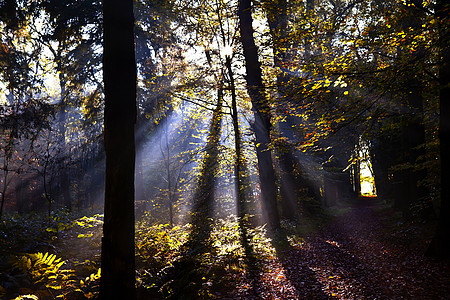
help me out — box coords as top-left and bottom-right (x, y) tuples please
(238, 0), (280, 229)
(427, 0), (450, 258)
(264, 0), (298, 220)
(100, 0), (137, 298)
(383, 3), (430, 218)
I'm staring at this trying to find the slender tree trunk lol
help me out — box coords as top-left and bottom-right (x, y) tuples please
(352, 154), (361, 197)
(58, 75), (71, 211)
(0, 165), (7, 220)
(238, 0), (280, 229)
(100, 0), (137, 298)
(226, 56), (247, 220)
(165, 120), (173, 227)
(427, 0), (450, 258)
(42, 161), (52, 218)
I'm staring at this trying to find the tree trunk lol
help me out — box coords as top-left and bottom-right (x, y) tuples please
(352, 155), (361, 197)
(238, 0), (280, 229)
(58, 75), (72, 211)
(427, 0), (450, 259)
(164, 119), (174, 227)
(226, 56), (245, 218)
(99, 0), (137, 298)
(371, 125), (400, 203)
(264, 0), (299, 220)
(393, 4), (429, 218)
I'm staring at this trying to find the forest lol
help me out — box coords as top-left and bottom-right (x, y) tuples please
(0, 0), (449, 299)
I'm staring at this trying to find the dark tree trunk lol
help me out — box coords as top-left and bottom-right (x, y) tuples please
(427, 0), (450, 259)
(352, 155), (361, 197)
(394, 5), (429, 218)
(238, 0), (280, 229)
(371, 127), (400, 203)
(266, 0), (323, 217)
(264, 0), (288, 72)
(397, 77), (428, 217)
(278, 152), (298, 219)
(265, 0), (298, 220)
(371, 149), (387, 200)
(99, 0), (137, 298)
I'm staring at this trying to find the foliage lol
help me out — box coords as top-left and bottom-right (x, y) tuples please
(73, 214), (103, 239)
(135, 216), (276, 298)
(78, 267), (101, 299)
(45, 209), (75, 233)
(12, 252), (77, 297)
(10, 251), (101, 299)
(135, 221), (191, 274)
(14, 295), (39, 300)
(0, 212), (54, 256)
(0, 0), (449, 296)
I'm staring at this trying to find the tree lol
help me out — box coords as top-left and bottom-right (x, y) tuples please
(238, 0), (280, 229)
(36, 0), (103, 211)
(427, 0), (450, 259)
(99, 0), (137, 298)
(263, 0), (300, 220)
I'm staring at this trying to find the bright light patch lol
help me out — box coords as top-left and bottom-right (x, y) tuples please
(221, 45), (233, 57)
(0, 82), (7, 104)
(359, 141), (376, 196)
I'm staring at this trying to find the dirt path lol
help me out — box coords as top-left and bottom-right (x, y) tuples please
(230, 200), (450, 299)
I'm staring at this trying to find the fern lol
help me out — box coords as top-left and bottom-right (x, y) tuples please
(12, 252), (77, 295)
(14, 295), (39, 300)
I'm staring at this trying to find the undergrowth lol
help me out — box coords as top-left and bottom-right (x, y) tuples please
(2, 211), (311, 299)
(135, 216), (276, 298)
(1, 212), (103, 299)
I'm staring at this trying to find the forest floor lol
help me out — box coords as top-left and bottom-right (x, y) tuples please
(226, 198), (450, 300)
(2, 198), (450, 299)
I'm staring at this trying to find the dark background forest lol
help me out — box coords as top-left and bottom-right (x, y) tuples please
(0, 0), (449, 299)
